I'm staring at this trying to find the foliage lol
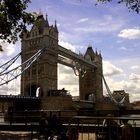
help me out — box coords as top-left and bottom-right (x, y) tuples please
(0, 0), (36, 43)
(96, 0), (140, 13)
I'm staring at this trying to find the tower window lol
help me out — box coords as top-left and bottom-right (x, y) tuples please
(32, 32), (34, 37)
(36, 31), (38, 36)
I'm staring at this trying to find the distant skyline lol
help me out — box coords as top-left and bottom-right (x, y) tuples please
(0, 0), (140, 102)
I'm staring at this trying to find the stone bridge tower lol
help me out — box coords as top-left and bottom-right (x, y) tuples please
(21, 14), (58, 98)
(79, 46), (103, 102)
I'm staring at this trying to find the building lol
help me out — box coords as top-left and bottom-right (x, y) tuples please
(112, 90), (131, 109)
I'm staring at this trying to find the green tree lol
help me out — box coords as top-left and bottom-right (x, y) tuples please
(96, 0), (140, 13)
(0, 0), (36, 44)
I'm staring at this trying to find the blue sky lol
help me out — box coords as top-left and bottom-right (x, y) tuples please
(0, 0), (140, 102)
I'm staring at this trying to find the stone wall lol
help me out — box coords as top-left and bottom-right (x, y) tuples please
(40, 96), (74, 110)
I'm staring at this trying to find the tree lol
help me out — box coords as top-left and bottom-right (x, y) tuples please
(0, 0), (36, 44)
(96, 0), (140, 13)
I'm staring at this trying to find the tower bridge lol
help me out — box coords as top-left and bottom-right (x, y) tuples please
(0, 14), (128, 112)
(20, 13), (103, 106)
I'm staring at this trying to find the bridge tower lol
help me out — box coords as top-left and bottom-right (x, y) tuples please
(21, 14), (58, 97)
(79, 46), (103, 102)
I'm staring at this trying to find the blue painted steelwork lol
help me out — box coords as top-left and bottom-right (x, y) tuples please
(0, 52), (21, 75)
(0, 47), (46, 86)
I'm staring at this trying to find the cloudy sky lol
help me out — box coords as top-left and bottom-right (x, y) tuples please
(0, 0), (140, 102)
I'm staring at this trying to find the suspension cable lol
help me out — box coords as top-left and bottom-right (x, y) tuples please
(29, 66), (32, 96)
(0, 52), (21, 75)
(0, 46), (47, 86)
(102, 74), (125, 105)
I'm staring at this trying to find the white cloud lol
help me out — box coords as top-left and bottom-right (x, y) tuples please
(129, 73), (140, 81)
(59, 32), (77, 43)
(102, 59), (140, 102)
(103, 60), (123, 77)
(58, 64), (75, 75)
(58, 59), (139, 101)
(120, 46), (127, 51)
(103, 15), (113, 21)
(74, 15), (125, 33)
(77, 18), (89, 23)
(103, 76), (140, 102)
(59, 40), (76, 52)
(58, 64), (79, 96)
(0, 59), (21, 95)
(130, 65), (140, 70)
(62, 0), (82, 6)
(0, 40), (15, 58)
(118, 28), (140, 39)
(0, 76), (20, 95)
(58, 58), (140, 101)
(59, 40), (84, 52)
(75, 23), (122, 33)
(103, 58), (140, 102)
(119, 46), (132, 52)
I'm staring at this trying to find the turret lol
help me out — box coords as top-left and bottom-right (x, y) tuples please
(34, 13), (49, 33)
(54, 20), (58, 33)
(84, 45), (95, 61)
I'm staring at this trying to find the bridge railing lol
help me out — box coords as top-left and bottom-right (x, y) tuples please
(1, 110), (140, 140)
(69, 115), (140, 140)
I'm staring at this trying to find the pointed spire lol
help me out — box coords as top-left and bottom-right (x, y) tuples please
(33, 12), (49, 34)
(88, 43), (92, 49)
(46, 13), (48, 20)
(54, 20), (58, 32)
(37, 11), (44, 19)
(44, 12), (49, 27)
(95, 48), (98, 55)
(99, 50), (102, 58)
(84, 45), (95, 61)
(55, 20), (57, 27)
